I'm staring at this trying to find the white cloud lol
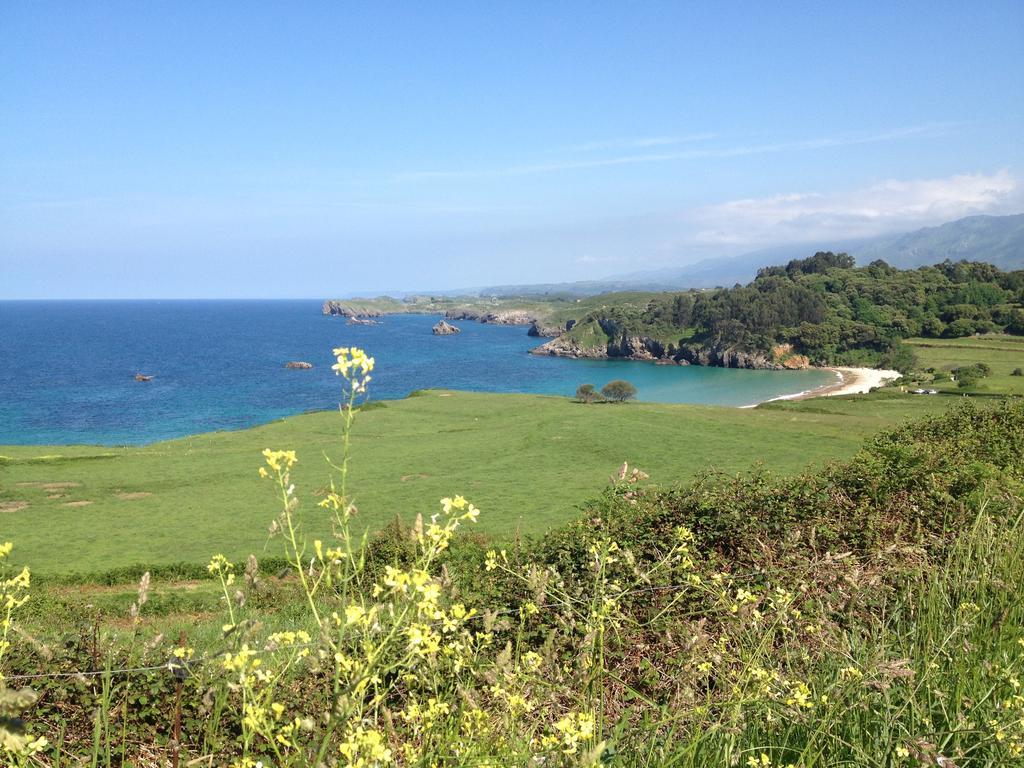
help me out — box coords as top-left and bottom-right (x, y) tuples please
(397, 125), (948, 181)
(565, 134), (716, 152)
(689, 170), (1021, 245)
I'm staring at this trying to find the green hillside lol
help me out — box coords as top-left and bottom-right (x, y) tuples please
(542, 256), (1024, 369)
(0, 390), (956, 576)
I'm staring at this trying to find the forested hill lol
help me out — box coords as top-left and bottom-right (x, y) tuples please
(534, 255), (1024, 371)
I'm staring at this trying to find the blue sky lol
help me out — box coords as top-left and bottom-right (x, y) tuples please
(2, 1), (1022, 298)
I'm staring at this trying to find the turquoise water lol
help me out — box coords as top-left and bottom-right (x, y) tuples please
(0, 300), (835, 445)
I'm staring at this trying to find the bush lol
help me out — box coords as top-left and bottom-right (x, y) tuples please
(600, 379), (637, 402)
(1013, 368), (1023, 377)
(574, 383), (600, 403)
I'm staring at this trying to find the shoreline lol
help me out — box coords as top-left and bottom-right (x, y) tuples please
(742, 366), (901, 408)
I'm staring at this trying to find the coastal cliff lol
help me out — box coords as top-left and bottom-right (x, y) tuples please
(528, 318), (575, 338)
(532, 325), (811, 370)
(445, 308), (536, 325)
(443, 308), (575, 338)
(322, 300), (384, 318)
(319, 253), (1023, 374)
(532, 332), (809, 370)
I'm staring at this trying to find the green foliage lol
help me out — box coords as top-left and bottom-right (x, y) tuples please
(600, 380), (637, 402)
(554, 257), (1024, 372)
(540, 400), (1024, 581)
(955, 362), (992, 388)
(944, 317), (977, 338)
(1013, 367), (1023, 376)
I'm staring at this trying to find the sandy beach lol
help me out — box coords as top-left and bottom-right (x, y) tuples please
(744, 366), (902, 407)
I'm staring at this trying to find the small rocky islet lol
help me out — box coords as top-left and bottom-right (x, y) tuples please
(432, 320), (461, 335)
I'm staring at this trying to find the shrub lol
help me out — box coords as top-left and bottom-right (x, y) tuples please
(600, 379), (637, 402)
(1013, 368), (1023, 377)
(574, 383), (600, 403)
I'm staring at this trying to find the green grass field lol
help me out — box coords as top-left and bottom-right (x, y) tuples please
(0, 389), (959, 576)
(906, 334), (1024, 395)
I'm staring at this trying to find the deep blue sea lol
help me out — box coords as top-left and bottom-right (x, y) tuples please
(0, 301), (835, 445)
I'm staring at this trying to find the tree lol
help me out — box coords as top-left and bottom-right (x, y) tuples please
(954, 363), (989, 389)
(943, 318), (976, 338)
(574, 384), (600, 403)
(921, 317), (946, 338)
(1012, 368), (1023, 377)
(1005, 309), (1024, 336)
(601, 380), (637, 402)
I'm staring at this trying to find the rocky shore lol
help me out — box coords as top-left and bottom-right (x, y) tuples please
(531, 333), (810, 370)
(320, 298), (880, 377)
(442, 308), (575, 339)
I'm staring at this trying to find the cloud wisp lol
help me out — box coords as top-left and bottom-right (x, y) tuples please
(396, 124), (950, 181)
(564, 133), (716, 152)
(688, 169), (1021, 246)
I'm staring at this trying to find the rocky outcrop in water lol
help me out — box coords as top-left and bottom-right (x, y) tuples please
(432, 320), (461, 335)
(284, 361), (314, 369)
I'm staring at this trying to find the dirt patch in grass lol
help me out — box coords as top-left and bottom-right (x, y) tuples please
(16, 481), (82, 491)
(400, 473), (429, 481)
(47, 493), (68, 499)
(62, 500), (94, 508)
(115, 492), (153, 500)
(0, 501), (29, 513)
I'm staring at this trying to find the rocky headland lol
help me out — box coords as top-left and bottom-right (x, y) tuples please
(442, 308), (580, 339)
(322, 300), (384, 318)
(444, 308), (535, 326)
(532, 333), (811, 370)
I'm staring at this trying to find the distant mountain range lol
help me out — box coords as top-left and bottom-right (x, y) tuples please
(853, 214), (1024, 269)
(473, 214), (1024, 297)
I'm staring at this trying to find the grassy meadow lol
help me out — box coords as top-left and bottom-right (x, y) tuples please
(0, 388), (959, 577)
(905, 333), (1024, 395)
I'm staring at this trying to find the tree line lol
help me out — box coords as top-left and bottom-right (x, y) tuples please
(568, 255), (1024, 370)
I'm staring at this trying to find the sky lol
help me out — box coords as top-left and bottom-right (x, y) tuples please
(2, 1), (1022, 298)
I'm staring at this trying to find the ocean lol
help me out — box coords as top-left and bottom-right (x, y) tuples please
(0, 300), (835, 445)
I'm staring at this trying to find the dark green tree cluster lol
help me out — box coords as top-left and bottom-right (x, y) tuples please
(566, 256), (1024, 371)
(574, 381), (637, 403)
